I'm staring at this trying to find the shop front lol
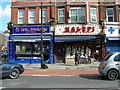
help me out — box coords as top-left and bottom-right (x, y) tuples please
(54, 24), (105, 63)
(8, 26), (54, 64)
(105, 24), (120, 53)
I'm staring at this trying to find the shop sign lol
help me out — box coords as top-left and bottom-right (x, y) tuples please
(13, 26), (50, 34)
(55, 25), (101, 35)
(105, 26), (119, 37)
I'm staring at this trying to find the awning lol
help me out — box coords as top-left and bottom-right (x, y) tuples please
(55, 36), (97, 42)
(108, 37), (120, 40)
(10, 36), (51, 42)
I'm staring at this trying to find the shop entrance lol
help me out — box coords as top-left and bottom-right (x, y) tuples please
(54, 44), (65, 63)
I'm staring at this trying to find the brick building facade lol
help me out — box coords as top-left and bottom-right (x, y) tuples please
(9, 0), (120, 64)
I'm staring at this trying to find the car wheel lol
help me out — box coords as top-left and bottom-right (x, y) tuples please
(9, 68), (20, 79)
(107, 70), (119, 80)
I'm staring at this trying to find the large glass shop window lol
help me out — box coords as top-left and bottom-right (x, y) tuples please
(15, 42), (50, 59)
(15, 43), (32, 59)
(66, 46), (75, 58)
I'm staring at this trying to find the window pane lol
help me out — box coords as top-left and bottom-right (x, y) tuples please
(108, 17), (113, 22)
(58, 9), (64, 23)
(91, 9), (96, 15)
(78, 9), (85, 14)
(33, 43), (41, 54)
(15, 43), (31, 54)
(29, 10), (35, 16)
(19, 10), (24, 16)
(78, 8), (85, 22)
(71, 9), (77, 15)
(42, 17), (46, 23)
(19, 18), (24, 23)
(59, 10), (64, 16)
(78, 16), (85, 22)
(107, 9), (113, 15)
(43, 9), (46, 16)
(91, 16), (96, 22)
(30, 17), (35, 23)
(71, 16), (77, 22)
(59, 17), (64, 22)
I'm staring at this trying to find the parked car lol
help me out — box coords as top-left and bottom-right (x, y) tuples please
(98, 52), (120, 80)
(0, 61), (24, 79)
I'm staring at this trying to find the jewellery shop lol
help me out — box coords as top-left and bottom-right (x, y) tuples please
(8, 26), (54, 64)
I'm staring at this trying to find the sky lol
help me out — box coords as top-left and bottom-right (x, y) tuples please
(0, 0), (11, 33)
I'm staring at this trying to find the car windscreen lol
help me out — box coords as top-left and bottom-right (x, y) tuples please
(103, 53), (113, 61)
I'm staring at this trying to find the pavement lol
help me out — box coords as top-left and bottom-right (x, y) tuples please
(22, 62), (100, 76)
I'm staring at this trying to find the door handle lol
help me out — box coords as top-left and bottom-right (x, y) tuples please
(115, 64), (119, 65)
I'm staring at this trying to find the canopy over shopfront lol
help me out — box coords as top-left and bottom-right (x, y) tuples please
(55, 36), (97, 42)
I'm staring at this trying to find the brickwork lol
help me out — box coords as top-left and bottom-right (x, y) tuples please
(11, 1), (120, 24)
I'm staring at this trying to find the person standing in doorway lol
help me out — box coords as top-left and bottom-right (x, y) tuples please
(75, 50), (79, 66)
(107, 49), (111, 54)
(88, 49), (91, 64)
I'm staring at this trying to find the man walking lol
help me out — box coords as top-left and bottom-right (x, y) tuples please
(75, 50), (79, 66)
(88, 49), (91, 64)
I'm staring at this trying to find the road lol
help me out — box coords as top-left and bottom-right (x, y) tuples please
(1, 75), (120, 89)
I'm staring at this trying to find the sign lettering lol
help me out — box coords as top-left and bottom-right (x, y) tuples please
(63, 27), (95, 33)
(13, 26), (50, 34)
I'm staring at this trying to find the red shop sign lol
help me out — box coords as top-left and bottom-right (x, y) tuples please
(63, 27), (95, 33)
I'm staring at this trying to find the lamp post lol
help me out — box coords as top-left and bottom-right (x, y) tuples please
(40, 1), (44, 69)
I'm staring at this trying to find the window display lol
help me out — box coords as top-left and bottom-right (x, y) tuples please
(15, 42), (49, 59)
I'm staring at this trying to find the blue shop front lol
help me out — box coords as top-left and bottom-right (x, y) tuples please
(8, 26), (54, 64)
(105, 25), (120, 53)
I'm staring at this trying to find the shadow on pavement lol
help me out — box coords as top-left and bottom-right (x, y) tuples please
(79, 74), (108, 81)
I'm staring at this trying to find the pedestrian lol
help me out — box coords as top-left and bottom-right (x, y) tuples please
(88, 49), (91, 64)
(75, 50), (79, 66)
(107, 49), (111, 54)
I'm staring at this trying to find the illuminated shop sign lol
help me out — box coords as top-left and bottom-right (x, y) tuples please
(55, 25), (101, 35)
(13, 26), (50, 34)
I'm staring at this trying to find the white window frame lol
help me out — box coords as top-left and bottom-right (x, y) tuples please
(90, 8), (97, 22)
(58, 8), (65, 23)
(69, 7), (86, 23)
(18, 10), (25, 24)
(39, 9), (47, 23)
(106, 8), (114, 22)
(28, 9), (36, 24)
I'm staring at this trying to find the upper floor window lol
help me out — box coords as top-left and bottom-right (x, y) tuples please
(90, 8), (97, 22)
(39, 9), (47, 23)
(58, 8), (65, 23)
(106, 8), (114, 22)
(69, 8), (85, 23)
(18, 10), (25, 24)
(28, 9), (36, 24)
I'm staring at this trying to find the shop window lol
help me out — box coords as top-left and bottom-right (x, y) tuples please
(106, 8), (114, 22)
(58, 8), (65, 23)
(28, 9), (36, 24)
(66, 46), (75, 58)
(69, 8), (86, 23)
(90, 8), (97, 22)
(15, 42), (50, 59)
(18, 10), (25, 24)
(39, 9), (47, 23)
(15, 42), (41, 59)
